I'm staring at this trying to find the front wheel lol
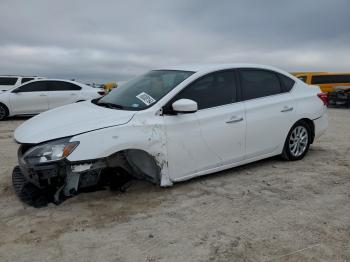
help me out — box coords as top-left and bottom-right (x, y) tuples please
(0, 103), (9, 120)
(282, 121), (311, 161)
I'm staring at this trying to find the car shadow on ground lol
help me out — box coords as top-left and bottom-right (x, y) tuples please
(59, 155), (293, 207)
(5, 116), (32, 121)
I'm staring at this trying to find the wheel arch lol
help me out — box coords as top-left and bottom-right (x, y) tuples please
(281, 118), (314, 160)
(67, 121), (170, 185)
(104, 148), (162, 184)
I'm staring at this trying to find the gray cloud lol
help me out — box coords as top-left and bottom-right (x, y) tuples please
(0, 0), (350, 83)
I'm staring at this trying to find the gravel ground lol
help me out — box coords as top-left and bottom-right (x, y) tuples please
(0, 109), (349, 262)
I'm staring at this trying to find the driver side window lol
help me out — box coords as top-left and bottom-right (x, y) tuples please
(15, 81), (49, 92)
(169, 70), (237, 110)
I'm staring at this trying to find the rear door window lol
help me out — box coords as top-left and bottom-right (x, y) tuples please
(0, 77), (18, 85)
(240, 69), (282, 100)
(49, 81), (82, 91)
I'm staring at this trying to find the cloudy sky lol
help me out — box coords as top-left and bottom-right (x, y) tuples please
(0, 0), (350, 83)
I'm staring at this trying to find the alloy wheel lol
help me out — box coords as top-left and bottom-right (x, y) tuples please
(0, 106), (6, 120)
(289, 126), (309, 157)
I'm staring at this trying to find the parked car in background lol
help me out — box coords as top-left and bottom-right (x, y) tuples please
(0, 79), (105, 120)
(12, 64), (328, 206)
(86, 83), (104, 89)
(0, 75), (45, 91)
(100, 82), (118, 93)
(292, 72), (350, 93)
(291, 72), (326, 83)
(327, 86), (350, 107)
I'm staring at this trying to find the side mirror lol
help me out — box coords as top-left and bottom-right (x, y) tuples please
(172, 99), (198, 113)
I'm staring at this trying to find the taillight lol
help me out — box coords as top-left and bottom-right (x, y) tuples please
(317, 92), (328, 106)
(98, 91), (105, 96)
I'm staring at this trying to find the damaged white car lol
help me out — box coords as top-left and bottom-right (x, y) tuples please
(12, 64), (328, 206)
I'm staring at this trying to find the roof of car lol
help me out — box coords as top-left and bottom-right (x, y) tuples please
(158, 63), (284, 73)
(17, 78), (92, 89)
(33, 78), (85, 85)
(0, 75), (43, 78)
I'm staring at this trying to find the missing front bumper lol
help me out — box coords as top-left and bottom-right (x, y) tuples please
(13, 159), (134, 207)
(13, 147), (161, 207)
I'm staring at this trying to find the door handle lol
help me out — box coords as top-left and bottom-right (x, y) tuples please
(69, 93), (77, 96)
(226, 117), (244, 124)
(281, 106), (293, 112)
(39, 94), (47, 97)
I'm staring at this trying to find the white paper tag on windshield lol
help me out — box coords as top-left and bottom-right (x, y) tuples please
(136, 92), (156, 106)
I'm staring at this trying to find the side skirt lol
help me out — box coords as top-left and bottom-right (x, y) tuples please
(170, 151), (280, 184)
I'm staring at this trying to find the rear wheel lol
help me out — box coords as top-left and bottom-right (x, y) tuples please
(0, 103), (9, 120)
(282, 121), (311, 161)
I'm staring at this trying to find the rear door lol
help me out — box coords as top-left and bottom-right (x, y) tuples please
(48, 81), (82, 109)
(9, 81), (49, 114)
(239, 69), (296, 159)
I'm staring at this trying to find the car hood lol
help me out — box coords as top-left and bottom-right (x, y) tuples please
(14, 101), (136, 144)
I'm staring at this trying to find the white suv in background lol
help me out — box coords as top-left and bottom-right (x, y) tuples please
(0, 79), (105, 119)
(0, 75), (45, 91)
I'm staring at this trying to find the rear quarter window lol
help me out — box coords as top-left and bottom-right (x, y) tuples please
(278, 74), (295, 92)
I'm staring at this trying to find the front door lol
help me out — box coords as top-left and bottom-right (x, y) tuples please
(163, 70), (245, 181)
(10, 81), (49, 115)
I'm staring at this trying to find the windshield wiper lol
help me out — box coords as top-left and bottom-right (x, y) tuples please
(97, 102), (124, 109)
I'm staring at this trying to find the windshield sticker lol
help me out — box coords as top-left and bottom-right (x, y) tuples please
(136, 92), (156, 106)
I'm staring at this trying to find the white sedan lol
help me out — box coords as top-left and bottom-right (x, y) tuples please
(0, 79), (105, 120)
(13, 64), (328, 206)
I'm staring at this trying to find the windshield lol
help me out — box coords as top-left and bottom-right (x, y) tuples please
(95, 70), (194, 110)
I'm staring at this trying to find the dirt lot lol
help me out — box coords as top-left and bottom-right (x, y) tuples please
(0, 109), (349, 262)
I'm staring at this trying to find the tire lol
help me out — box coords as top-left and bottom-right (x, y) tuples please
(0, 103), (9, 120)
(12, 166), (50, 208)
(282, 121), (311, 161)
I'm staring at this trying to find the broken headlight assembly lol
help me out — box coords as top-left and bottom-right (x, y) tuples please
(22, 138), (79, 165)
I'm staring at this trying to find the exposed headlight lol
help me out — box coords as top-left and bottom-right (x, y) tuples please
(22, 138), (79, 165)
